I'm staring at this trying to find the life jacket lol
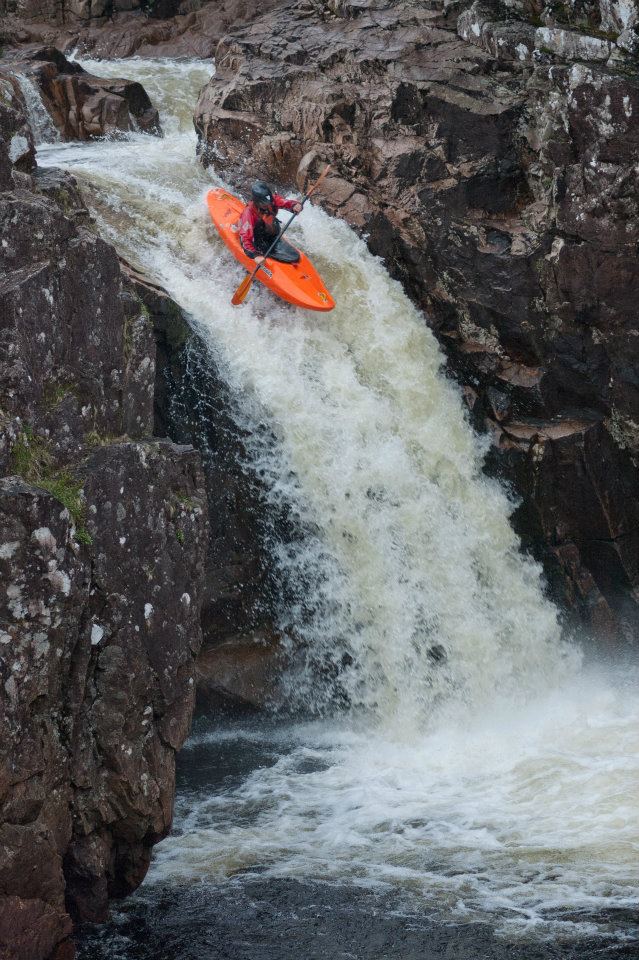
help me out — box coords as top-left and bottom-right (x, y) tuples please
(238, 195), (297, 256)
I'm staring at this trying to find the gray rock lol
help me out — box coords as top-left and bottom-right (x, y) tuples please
(0, 85), (208, 960)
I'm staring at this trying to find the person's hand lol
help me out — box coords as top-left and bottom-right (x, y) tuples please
(255, 255), (265, 265)
(293, 202), (303, 214)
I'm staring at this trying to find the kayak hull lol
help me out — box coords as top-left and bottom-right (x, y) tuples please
(207, 188), (335, 312)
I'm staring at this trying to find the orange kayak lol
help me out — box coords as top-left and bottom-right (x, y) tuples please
(207, 188), (335, 312)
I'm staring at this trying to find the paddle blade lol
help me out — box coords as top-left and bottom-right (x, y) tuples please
(231, 272), (253, 306)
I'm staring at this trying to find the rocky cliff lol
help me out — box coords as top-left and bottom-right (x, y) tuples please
(0, 0), (283, 59)
(194, 0), (639, 643)
(0, 74), (208, 959)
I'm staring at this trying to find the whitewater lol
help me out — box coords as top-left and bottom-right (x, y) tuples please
(36, 58), (638, 949)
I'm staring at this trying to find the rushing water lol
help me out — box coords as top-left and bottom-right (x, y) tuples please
(14, 72), (60, 144)
(33, 59), (638, 955)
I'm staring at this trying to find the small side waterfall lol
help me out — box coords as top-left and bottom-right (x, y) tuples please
(14, 73), (60, 145)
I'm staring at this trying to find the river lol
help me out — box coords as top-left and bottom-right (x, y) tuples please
(35, 58), (638, 959)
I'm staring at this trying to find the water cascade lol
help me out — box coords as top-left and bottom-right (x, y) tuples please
(37, 58), (638, 952)
(14, 72), (60, 145)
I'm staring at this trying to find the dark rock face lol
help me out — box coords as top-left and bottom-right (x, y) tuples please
(1, 0), (284, 60)
(126, 266), (286, 712)
(194, 0), (639, 642)
(6, 46), (161, 140)
(0, 81), (207, 959)
(0, 72), (35, 189)
(2, 0), (143, 25)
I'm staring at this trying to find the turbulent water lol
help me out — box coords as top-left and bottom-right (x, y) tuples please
(35, 59), (638, 954)
(14, 72), (60, 144)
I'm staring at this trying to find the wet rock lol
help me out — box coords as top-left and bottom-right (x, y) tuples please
(196, 632), (285, 711)
(0, 71), (35, 190)
(194, 0), (639, 641)
(66, 438), (208, 919)
(1, 0), (284, 60)
(1, 102), (207, 959)
(485, 417), (639, 642)
(6, 46), (161, 140)
(127, 265), (288, 714)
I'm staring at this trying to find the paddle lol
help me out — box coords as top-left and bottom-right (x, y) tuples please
(231, 164), (331, 307)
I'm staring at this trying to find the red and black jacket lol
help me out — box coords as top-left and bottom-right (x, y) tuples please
(238, 195), (298, 257)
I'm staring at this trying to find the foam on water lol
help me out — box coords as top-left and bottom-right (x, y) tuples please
(162, 667), (638, 937)
(37, 59), (639, 942)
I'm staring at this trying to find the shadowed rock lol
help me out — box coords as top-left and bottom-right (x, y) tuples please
(0, 82), (207, 960)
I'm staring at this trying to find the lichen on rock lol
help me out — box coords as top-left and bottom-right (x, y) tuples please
(0, 73), (208, 960)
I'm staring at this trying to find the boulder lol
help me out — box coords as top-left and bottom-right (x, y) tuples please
(7, 46), (161, 140)
(129, 265), (288, 715)
(196, 632), (285, 711)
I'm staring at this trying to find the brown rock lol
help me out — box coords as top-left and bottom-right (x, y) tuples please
(134, 265), (288, 714)
(5, 46), (161, 140)
(0, 896), (73, 960)
(196, 632), (285, 711)
(0, 106), (208, 959)
(2, 0), (284, 60)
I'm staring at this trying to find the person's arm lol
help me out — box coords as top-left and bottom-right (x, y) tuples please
(274, 193), (303, 214)
(239, 207), (259, 258)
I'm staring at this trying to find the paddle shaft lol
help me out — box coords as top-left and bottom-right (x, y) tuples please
(234, 165), (331, 300)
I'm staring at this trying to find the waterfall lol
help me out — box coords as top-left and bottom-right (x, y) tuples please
(37, 58), (639, 945)
(14, 73), (59, 145)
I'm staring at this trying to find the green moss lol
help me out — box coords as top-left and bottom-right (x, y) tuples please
(85, 429), (103, 447)
(85, 428), (125, 447)
(176, 529), (185, 545)
(43, 381), (78, 410)
(11, 427), (53, 478)
(11, 428), (91, 545)
(39, 470), (84, 523)
(75, 528), (94, 546)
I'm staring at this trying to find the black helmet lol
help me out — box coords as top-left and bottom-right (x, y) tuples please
(251, 180), (275, 211)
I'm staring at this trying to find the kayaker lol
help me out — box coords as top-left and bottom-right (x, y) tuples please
(239, 181), (302, 265)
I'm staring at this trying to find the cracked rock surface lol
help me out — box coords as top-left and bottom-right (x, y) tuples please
(0, 76), (207, 960)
